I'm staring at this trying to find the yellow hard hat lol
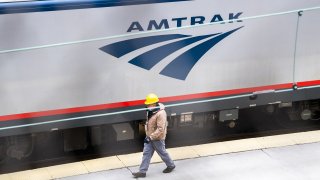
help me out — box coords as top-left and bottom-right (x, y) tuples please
(144, 93), (159, 105)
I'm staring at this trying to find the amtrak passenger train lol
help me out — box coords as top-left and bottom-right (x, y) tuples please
(0, 0), (319, 161)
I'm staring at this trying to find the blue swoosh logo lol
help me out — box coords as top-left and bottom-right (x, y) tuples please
(100, 26), (243, 80)
(100, 34), (189, 58)
(129, 33), (220, 70)
(160, 27), (243, 80)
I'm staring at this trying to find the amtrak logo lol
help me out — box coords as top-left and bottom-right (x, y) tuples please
(100, 26), (243, 80)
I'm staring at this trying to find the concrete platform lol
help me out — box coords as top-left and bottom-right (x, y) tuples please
(58, 142), (320, 180)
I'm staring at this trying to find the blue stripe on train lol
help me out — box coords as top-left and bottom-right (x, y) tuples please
(0, 0), (191, 14)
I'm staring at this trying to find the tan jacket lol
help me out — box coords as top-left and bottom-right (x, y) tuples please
(145, 103), (167, 140)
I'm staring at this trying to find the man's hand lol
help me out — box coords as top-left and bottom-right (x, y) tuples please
(144, 136), (151, 143)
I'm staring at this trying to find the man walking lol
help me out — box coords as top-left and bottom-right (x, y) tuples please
(132, 93), (175, 178)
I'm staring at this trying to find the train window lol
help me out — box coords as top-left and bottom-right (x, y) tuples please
(179, 112), (193, 126)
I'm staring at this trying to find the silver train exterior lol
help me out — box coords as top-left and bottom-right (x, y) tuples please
(0, 0), (320, 137)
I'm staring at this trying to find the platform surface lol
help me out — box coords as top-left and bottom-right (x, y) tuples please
(58, 141), (320, 180)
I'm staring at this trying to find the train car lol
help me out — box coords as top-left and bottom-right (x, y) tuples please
(0, 0), (320, 160)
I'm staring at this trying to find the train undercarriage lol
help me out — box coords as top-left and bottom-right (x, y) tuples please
(0, 98), (319, 173)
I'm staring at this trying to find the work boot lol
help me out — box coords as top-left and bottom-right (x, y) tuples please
(132, 172), (146, 178)
(163, 165), (175, 173)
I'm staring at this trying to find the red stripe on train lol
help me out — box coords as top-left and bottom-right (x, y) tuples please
(296, 80), (320, 87)
(0, 80), (319, 122)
